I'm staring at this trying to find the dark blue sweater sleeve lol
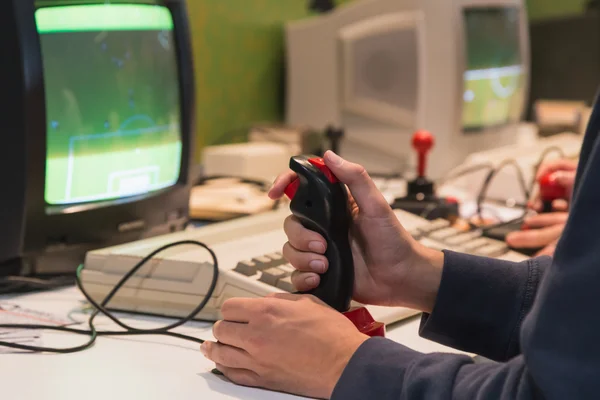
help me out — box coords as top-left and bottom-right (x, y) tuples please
(332, 338), (540, 399)
(419, 250), (549, 362)
(332, 252), (548, 400)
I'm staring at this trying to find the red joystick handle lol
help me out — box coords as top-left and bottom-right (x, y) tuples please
(538, 172), (568, 212)
(412, 130), (434, 177)
(343, 307), (385, 337)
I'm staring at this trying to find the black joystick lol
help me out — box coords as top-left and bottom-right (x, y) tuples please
(325, 126), (344, 156)
(284, 156), (353, 312)
(391, 130), (459, 220)
(284, 155), (384, 336)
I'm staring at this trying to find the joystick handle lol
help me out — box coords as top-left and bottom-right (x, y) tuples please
(539, 172), (568, 213)
(412, 130), (434, 178)
(284, 156), (354, 312)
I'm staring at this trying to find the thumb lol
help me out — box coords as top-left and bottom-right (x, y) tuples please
(323, 150), (390, 217)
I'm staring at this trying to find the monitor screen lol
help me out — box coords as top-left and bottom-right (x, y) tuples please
(36, 4), (182, 206)
(462, 7), (525, 130)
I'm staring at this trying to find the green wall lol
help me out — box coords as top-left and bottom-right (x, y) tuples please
(526, 0), (587, 21)
(187, 0), (352, 162)
(187, 0), (588, 162)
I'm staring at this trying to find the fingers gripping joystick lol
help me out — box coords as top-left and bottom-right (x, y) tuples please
(539, 172), (568, 213)
(284, 155), (385, 337)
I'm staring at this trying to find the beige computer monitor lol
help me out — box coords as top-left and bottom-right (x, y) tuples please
(285, 0), (530, 179)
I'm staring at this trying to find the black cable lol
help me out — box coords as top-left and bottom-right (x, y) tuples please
(0, 240), (218, 353)
(476, 159), (530, 223)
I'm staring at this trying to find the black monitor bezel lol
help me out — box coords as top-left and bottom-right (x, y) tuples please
(0, 0), (196, 273)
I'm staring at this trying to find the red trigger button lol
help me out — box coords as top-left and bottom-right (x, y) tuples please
(308, 158), (338, 183)
(284, 178), (300, 200)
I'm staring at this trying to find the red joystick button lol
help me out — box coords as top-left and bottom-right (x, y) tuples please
(284, 178), (300, 200)
(284, 157), (339, 200)
(539, 172), (567, 201)
(445, 196), (458, 204)
(307, 157), (339, 184)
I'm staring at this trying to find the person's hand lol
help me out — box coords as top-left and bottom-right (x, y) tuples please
(505, 159), (576, 257)
(268, 150), (444, 312)
(505, 212), (567, 256)
(529, 158), (577, 212)
(201, 293), (369, 399)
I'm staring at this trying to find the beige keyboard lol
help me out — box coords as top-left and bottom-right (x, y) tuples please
(80, 207), (527, 325)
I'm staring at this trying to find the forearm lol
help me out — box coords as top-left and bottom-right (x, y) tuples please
(397, 243), (550, 362)
(332, 338), (540, 400)
(418, 251), (549, 361)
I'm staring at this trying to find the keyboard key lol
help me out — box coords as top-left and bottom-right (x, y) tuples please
(462, 238), (490, 252)
(265, 252), (288, 267)
(417, 219), (450, 234)
(279, 264), (295, 273)
(265, 252), (282, 260)
(233, 260), (257, 276)
(276, 275), (295, 292)
(473, 242), (508, 257)
(418, 237), (465, 253)
(445, 231), (482, 246)
(259, 267), (289, 286)
(252, 256), (278, 270)
(429, 227), (460, 241)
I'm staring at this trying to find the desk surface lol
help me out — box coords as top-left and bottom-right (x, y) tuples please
(1, 287), (467, 400)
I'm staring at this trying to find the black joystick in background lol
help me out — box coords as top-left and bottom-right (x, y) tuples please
(391, 130), (459, 221)
(284, 155), (385, 337)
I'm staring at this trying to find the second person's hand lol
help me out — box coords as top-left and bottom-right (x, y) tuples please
(505, 212), (567, 256)
(529, 158), (577, 212)
(268, 151), (444, 313)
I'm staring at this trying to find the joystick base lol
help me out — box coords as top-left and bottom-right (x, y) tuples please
(391, 198), (458, 220)
(342, 306), (385, 337)
(392, 178), (459, 220)
(407, 177), (434, 198)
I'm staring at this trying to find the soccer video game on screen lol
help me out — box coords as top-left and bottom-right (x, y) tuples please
(37, 5), (183, 206)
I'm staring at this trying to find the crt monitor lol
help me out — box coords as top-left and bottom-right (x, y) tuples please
(285, 0), (529, 179)
(0, 0), (195, 277)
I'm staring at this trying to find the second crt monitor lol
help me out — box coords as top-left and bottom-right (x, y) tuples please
(285, 0), (529, 179)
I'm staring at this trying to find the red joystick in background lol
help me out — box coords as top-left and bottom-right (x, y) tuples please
(412, 129), (434, 178)
(538, 172), (568, 213)
(391, 129), (459, 221)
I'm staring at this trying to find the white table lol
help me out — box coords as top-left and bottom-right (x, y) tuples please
(0, 287), (467, 400)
